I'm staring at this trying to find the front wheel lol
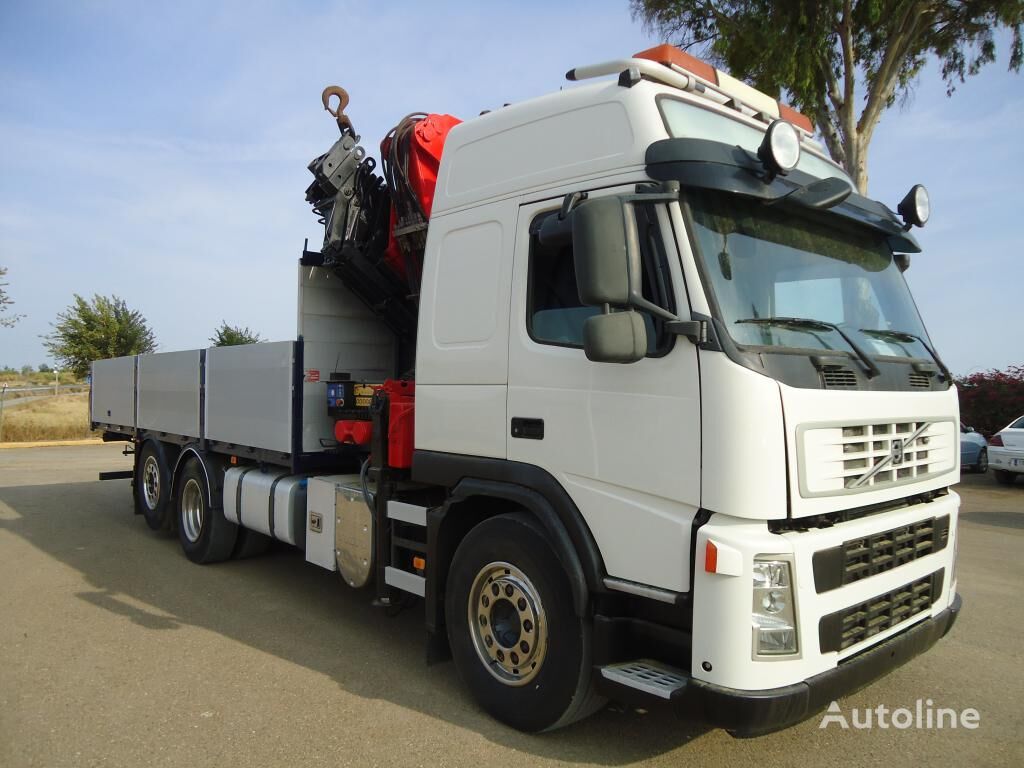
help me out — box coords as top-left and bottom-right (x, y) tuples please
(177, 458), (238, 563)
(445, 513), (603, 731)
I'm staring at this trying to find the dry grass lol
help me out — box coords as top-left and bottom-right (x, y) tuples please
(0, 393), (96, 442)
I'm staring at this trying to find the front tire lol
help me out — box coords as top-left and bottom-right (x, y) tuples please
(445, 513), (603, 732)
(177, 458), (238, 563)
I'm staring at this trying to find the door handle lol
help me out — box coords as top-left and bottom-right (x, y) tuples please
(511, 418), (544, 440)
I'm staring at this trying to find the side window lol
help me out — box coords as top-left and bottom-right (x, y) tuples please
(526, 202), (675, 354)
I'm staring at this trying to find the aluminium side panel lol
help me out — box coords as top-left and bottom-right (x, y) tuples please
(137, 350), (202, 437)
(90, 355), (137, 430)
(204, 341), (294, 453)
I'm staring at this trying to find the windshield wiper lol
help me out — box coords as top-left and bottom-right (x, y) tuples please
(736, 316), (881, 378)
(859, 328), (951, 381)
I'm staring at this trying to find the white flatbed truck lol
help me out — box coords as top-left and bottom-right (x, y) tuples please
(92, 45), (961, 735)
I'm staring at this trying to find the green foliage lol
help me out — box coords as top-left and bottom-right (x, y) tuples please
(38, 363), (52, 373)
(42, 294), (157, 377)
(631, 1), (1023, 191)
(209, 321), (264, 347)
(957, 364), (1024, 437)
(1, 266), (23, 328)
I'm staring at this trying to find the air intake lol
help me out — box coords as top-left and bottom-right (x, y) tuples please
(909, 372), (931, 388)
(822, 367), (857, 388)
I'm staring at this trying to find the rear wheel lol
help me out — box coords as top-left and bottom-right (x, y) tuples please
(135, 441), (173, 533)
(177, 458), (238, 563)
(445, 513), (603, 732)
(994, 469), (1016, 486)
(976, 448), (988, 474)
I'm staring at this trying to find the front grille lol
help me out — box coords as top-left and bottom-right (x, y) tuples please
(797, 419), (956, 497)
(813, 514), (949, 593)
(908, 372), (931, 388)
(822, 367), (857, 388)
(819, 570), (944, 653)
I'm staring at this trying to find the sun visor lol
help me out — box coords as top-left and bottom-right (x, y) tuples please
(646, 138), (921, 254)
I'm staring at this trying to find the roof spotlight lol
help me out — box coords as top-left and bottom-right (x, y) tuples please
(897, 184), (930, 229)
(758, 119), (801, 179)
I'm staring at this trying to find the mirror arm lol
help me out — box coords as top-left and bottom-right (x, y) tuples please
(629, 294), (676, 321)
(666, 319), (708, 344)
(560, 190), (588, 219)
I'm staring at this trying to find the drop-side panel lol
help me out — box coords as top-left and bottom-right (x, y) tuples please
(90, 355), (137, 430)
(205, 341), (294, 453)
(137, 350), (202, 437)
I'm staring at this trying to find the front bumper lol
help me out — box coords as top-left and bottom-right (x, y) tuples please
(677, 593), (961, 735)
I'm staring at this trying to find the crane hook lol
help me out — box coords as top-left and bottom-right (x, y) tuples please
(321, 85), (354, 134)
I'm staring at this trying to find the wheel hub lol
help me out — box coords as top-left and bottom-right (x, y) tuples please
(468, 562), (547, 686)
(181, 478), (204, 543)
(142, 455), (161, 510)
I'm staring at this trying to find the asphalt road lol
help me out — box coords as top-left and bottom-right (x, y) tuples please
(1, 444), (1021, 767)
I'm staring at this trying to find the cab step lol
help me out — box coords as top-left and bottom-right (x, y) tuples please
(599, 660), (688, 699)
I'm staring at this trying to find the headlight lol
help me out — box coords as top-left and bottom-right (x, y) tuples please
(752, 559), (799, 656)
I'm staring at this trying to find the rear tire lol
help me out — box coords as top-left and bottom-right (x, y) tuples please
(994, 469), (1016, 486)
(177, 458), (238, 563)
(135, 440), (173, 533)
(445, 513), (603, 732)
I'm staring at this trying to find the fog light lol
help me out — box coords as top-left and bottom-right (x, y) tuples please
(752, 559), (798, 656)
(757, 624), (797, 655)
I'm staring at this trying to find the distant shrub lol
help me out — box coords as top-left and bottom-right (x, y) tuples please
(956, 364), (1024, 437)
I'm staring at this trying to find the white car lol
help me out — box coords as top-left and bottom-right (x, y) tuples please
(989, 414), (1024, 486)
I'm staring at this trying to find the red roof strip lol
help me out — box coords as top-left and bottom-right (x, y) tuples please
(633, 44), (719, 85)
(779, 102), (814, 133)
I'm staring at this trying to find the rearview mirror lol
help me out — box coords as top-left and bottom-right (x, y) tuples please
(571, 196), (635, 306)
(583, 311), (647, 364)
(569, 190), (701, 359)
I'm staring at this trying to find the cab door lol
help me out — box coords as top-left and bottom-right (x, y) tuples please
(506, 189), (702, 593)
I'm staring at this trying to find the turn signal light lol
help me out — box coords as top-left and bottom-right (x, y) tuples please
(704, 540), (718, 573)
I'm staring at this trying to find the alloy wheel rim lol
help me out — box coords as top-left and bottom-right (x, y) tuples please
(181, 478), (204, 543)
(142, 455), (161, 510)
(467, 561), (548, 686)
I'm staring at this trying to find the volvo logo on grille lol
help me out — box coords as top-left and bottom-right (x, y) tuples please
(891, 438), (905, 466)
(847, 422), (931, 489)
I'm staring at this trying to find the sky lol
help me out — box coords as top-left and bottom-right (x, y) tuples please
(0, 0), (1020, 376)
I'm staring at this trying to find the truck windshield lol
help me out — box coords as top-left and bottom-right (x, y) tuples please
(683, 188), (933, 361)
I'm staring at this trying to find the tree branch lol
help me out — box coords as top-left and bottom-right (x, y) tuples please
(858, 1), (929, 141)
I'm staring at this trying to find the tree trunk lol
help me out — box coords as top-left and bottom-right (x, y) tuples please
(845, 134), (869, 195)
